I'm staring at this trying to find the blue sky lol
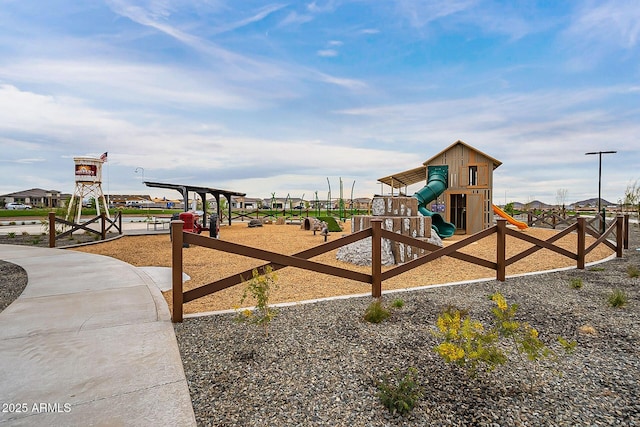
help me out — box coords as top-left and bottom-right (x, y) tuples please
(0, 0), (638, 205)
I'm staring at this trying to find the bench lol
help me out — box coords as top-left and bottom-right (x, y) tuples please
(146, 218), (171, 231)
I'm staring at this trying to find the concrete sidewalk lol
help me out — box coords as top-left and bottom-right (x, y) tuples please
(0, 245), (196, 426)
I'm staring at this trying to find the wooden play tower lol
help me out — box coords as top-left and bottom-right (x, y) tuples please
(378, 140), (502, 235)
(66, 157), (110, 223)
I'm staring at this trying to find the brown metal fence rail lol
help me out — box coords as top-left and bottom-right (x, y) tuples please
(48, 211), (122, 247)
(170, 215), (629, 322)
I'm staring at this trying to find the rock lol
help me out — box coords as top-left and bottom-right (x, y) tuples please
(336, 237), (395, 266)
(248, 219), (263, 228)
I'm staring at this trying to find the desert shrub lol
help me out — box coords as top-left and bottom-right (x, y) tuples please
(608, 289), (628, 308)
(569, 278), (583, 289)
(392, 299), (405, 308)
(377, 367), (422, 415)
(236, 266), (279, 336)
(433, 293), (576, 389)
(364, 299), (390, 323)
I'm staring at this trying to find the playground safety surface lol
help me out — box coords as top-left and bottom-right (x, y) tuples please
(70, 220), (615, 315)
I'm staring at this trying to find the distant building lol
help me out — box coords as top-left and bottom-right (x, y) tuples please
(1, 188), (70, 208)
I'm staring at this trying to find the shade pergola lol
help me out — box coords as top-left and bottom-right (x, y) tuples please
(143, 181), (246, 226)
(377, 165), (427, 193)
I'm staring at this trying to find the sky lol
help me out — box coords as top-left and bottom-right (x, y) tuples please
(0, 0), (639, 206)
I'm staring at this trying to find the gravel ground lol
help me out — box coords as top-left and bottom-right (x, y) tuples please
(0, 261), (28, 313)
(174, 225), (640, 426)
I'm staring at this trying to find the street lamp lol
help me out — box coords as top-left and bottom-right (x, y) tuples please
(585, 150), (616, 232)
(135, 167), (145, 182)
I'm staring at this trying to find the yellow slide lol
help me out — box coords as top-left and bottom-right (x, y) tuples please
(492, 204), (528, 230)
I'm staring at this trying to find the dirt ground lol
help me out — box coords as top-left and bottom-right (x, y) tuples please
(69, 220), (615, 315)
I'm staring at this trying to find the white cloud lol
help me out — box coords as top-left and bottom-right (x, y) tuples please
(566, 0), (640, 50)
(561, 0), (640, 68)
(317, 49), (338, 57)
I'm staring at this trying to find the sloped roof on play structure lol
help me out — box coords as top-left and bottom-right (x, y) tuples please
(377, 140), (502, 189)
(377, 165), (427, 189)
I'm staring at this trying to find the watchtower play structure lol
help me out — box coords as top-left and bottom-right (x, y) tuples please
(66, 156), (110, 224)
(378, 140), (502, 236)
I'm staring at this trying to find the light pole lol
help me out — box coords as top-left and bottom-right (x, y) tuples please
(135, 167), (145, 183)
(585, 150), (616, 232)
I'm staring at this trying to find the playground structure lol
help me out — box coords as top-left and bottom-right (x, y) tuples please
(351, 196), (435, 264)
(492, 204), (528, 230)
(228, 178), (370, 224)
(66, 157), (110, 224)
(413, 165), (456, 238)
(378, 140), (520, 237)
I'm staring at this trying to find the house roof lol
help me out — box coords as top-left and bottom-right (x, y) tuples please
(1, 188), (62, 197)
(377, 140), (502, 189)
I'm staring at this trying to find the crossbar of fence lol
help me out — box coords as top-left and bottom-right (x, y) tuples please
(170, 215), (629, 322)
(48, 211), (122, 247)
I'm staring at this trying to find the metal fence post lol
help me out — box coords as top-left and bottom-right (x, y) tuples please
(171, 221), (184, 322)
(371, 218), (382, 298)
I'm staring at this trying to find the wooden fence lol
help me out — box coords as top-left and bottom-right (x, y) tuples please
(526, 209), (611, 231)
(170, 215), (629, 322)
(48, 211), (122, 247)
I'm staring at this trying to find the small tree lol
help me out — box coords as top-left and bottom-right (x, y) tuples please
(555, 188), (568, 208)
(623, 179), (639, 218)
(504, 202), (515, 217)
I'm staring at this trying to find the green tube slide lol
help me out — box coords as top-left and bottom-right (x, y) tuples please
(413, 166), (456, 238)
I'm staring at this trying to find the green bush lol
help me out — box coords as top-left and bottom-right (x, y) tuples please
(392, 299), (405, 308)
(569, 278), (583, 289)
(433, 293), (576, 389)
(377, 367), (422, 415)
(627, 265), (639, 278)
(608, 289), (628, 308)
(364, 299), (390, 323)
(236, 267), (280, 336)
